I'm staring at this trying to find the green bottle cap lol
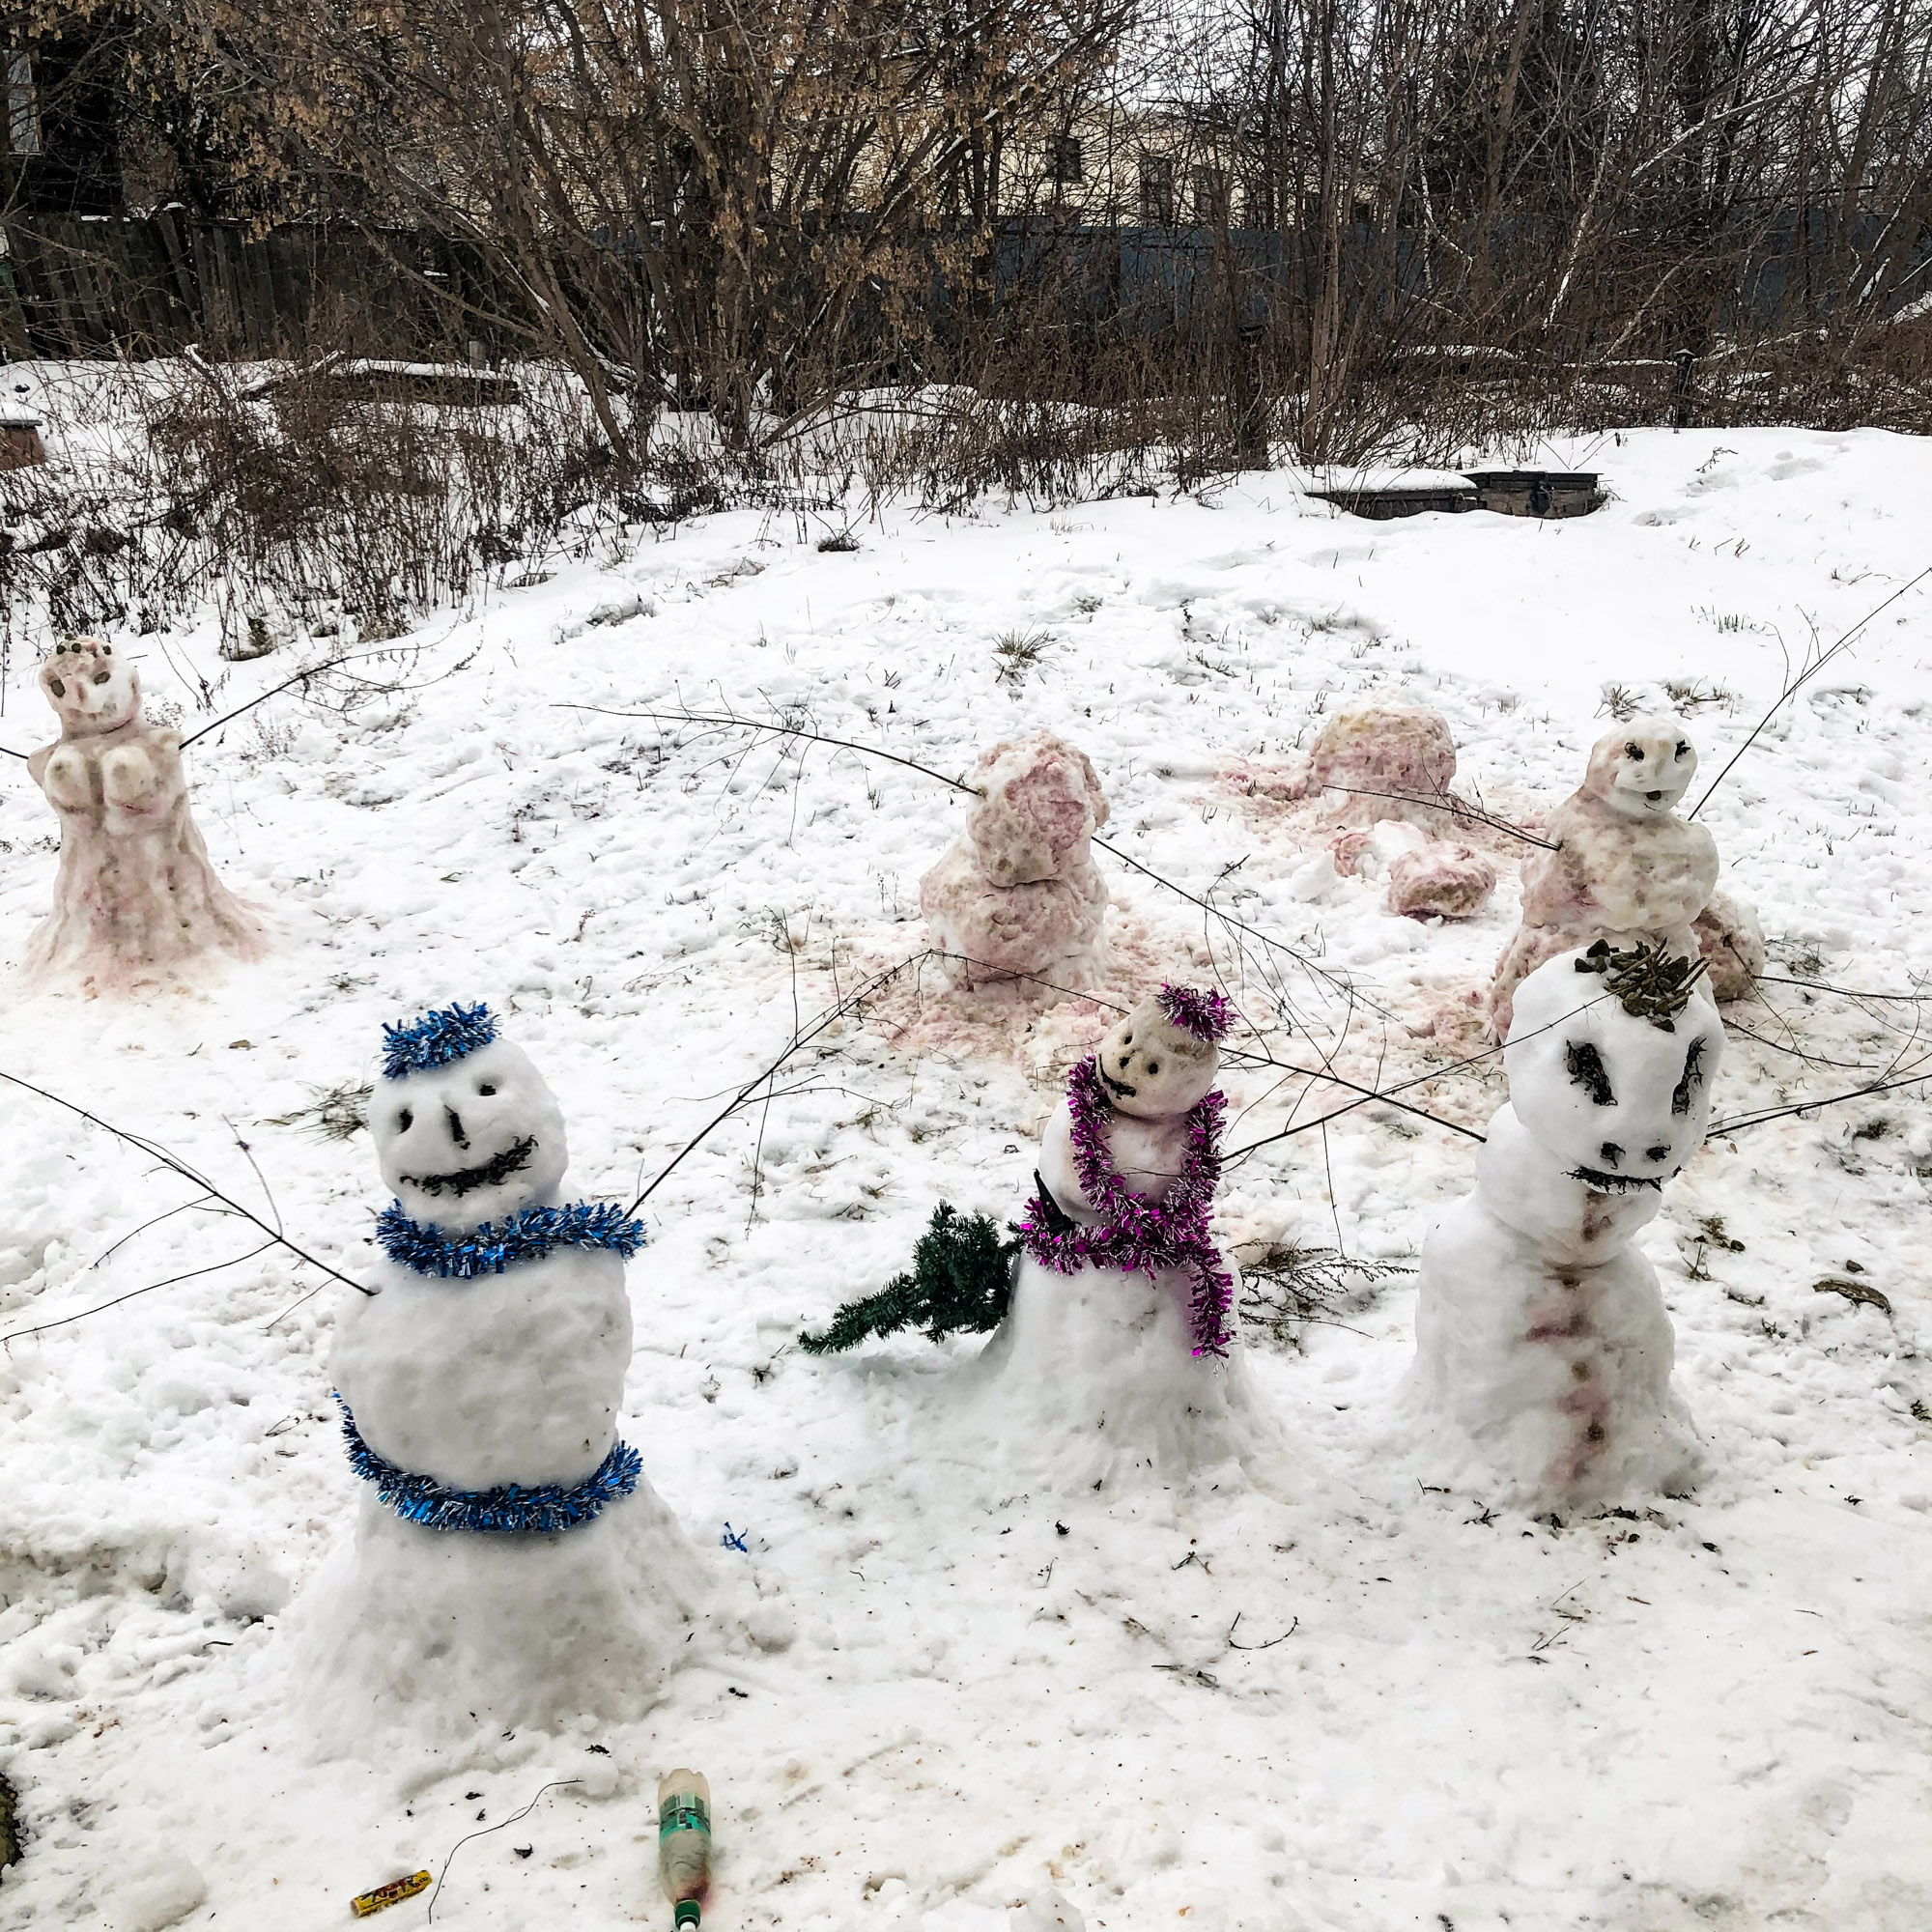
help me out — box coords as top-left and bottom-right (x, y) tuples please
(673, 1904), (701, 1930)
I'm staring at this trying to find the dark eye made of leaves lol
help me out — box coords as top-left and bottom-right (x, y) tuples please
(1671, 1037), (1706, 1116)
(1566, 1039), (1615, 1106)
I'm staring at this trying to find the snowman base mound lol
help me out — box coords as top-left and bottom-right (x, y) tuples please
(961, 1255), (1285, 1494)
(290, 1477), (704, 1753)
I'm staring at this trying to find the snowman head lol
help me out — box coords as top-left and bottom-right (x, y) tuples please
(1505, 944), (1722, 1193)
(41, 637), (140, 736)
(965, 731), (1108, 887)
(1093, 984), (1229, 1121)
(1582, 716), (1697, 819)
(374, 1004), (568, 1231)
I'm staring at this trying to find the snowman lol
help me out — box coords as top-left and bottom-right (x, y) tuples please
(1490, 716), (1719, 1036)
(972, 984), (1282, 1489)
(24, 636), (267, 993)
(292, 1004), (702, 1746)
(1404, 942), (1722, 1507)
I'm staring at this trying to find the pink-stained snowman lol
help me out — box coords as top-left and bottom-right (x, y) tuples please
(1404, 942), (1722, 1507)
(22, 637), (267, 994)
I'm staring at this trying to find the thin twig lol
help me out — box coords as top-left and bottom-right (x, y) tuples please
(3, 1243), (278, 1346)
(559, 703), (985, 796)
(1690, 566), (1932, 818)
(0, 1068), (373, 1300)
(177, 647), (412, 751)
(1317, 784), (1555, 849)
(627, 952), (932, 1213)
(427, 1780), (582, 1923)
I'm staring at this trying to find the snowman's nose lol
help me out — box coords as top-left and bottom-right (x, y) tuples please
(445, 1105), (469, 1150)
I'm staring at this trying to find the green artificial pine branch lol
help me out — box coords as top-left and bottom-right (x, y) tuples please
(800, 1203), (1018, 1354)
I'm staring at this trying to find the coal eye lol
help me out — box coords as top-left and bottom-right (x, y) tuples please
(1675, 742), (1690, 758)
(477, 1082), (497, 1096)
(1566, 1039), (1615, 1105)
(397, 1108), (413, 1131)
(1122, 1032), (1132, 1045)
(1625, 743), (1642, 759)
(1671, 1037), (1706, 1116)
(1146, 1060), (1159, 1075)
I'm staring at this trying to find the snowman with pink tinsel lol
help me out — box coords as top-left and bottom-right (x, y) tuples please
(972, 984), (1283, 1489)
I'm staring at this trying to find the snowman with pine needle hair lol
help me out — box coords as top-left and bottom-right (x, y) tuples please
(292, 1004), (703, 1747)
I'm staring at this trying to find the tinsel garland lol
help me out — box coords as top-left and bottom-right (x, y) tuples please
(382, 1001), (498, 1079)
(1015, 1056), (1236, 1357)
(335, 1397), (640, 1534)
(377, 1200), (648, 1278)
(1156, 981), (1234, 1043)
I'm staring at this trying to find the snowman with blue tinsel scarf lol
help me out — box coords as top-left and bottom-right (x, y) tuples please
(295, 1003), (703, 1746)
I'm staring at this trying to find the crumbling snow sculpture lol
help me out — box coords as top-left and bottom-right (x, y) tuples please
(921, 731), (1109, 991)
(294, 1005), (701, 1746)
(1404, 941), (1721, 1507)
(1490, 717), (1719, 1037)
(1380, 832), (1499, 923)
(1304, 703), (1496, 922)
(1309, 701), (1459, 829)
(974, 984), (1278, 1486)
(22, 637), (267, 994)
(1692, 886), (1767, 1005)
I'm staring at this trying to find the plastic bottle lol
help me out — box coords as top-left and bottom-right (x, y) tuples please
(657, 1768), (712, 1929)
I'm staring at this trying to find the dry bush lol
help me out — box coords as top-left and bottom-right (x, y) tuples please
(0, 355), (668, 656)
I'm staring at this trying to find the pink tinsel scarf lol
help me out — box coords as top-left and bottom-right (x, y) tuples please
(1017, 1056), (1236, 1358)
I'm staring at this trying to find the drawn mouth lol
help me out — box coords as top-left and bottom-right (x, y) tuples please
(1099, 1070), (1137, 1099)
(1570, 1165), (1664, 1194)
(404, 1135), (538, 1199)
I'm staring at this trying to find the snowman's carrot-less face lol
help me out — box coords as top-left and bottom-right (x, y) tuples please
(376, 1037), (568, 1231)
(1582, 715), (1697, 820)
(41, 637), (141, 736)
(1504, 950), (1722, 1192)
(1094, 997), (1220, 1121)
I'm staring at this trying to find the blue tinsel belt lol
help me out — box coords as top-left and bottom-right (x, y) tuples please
(335, 1396), (641, 1535)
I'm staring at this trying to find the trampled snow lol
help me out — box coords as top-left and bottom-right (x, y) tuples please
(0, 413), (1928, 1930)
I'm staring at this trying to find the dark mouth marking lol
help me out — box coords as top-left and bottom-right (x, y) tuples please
(1099, 1070), (1137, 1099)
(1570, 1165), (1664, 1194)
(405, 1135), (538, 1198)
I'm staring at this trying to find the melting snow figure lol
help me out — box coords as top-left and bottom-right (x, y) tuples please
(921, 731), (1110, 992)
(1490, 717), (1719, 1037)
(1308, 701), (1461, 830)
(1404, 943), (1722, 1507)
(976, 985), (1279, 1487)
(1692, 885), (1767, 1004)
(22, 637), (267, 994)
(294, 1005), (700, 1747)
(1302, 704), (1497, 922)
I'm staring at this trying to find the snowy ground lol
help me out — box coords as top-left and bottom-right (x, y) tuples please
(0, 414), (1930, 1932)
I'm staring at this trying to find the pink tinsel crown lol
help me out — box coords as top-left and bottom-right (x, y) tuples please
(1157, 982), (1233, 1043)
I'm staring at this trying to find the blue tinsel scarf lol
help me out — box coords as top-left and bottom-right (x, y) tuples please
(376, 1200), (647, 1279)
(336, 1397), (642, 1534)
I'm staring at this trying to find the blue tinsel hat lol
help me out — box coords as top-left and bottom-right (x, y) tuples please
(382, 1002), (498, 1081)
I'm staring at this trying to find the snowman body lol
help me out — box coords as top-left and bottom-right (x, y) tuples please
(974, 992), (1278, 1490)
(293, 1011), (700, 1747)
(1406, 949), (1721, 1507)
